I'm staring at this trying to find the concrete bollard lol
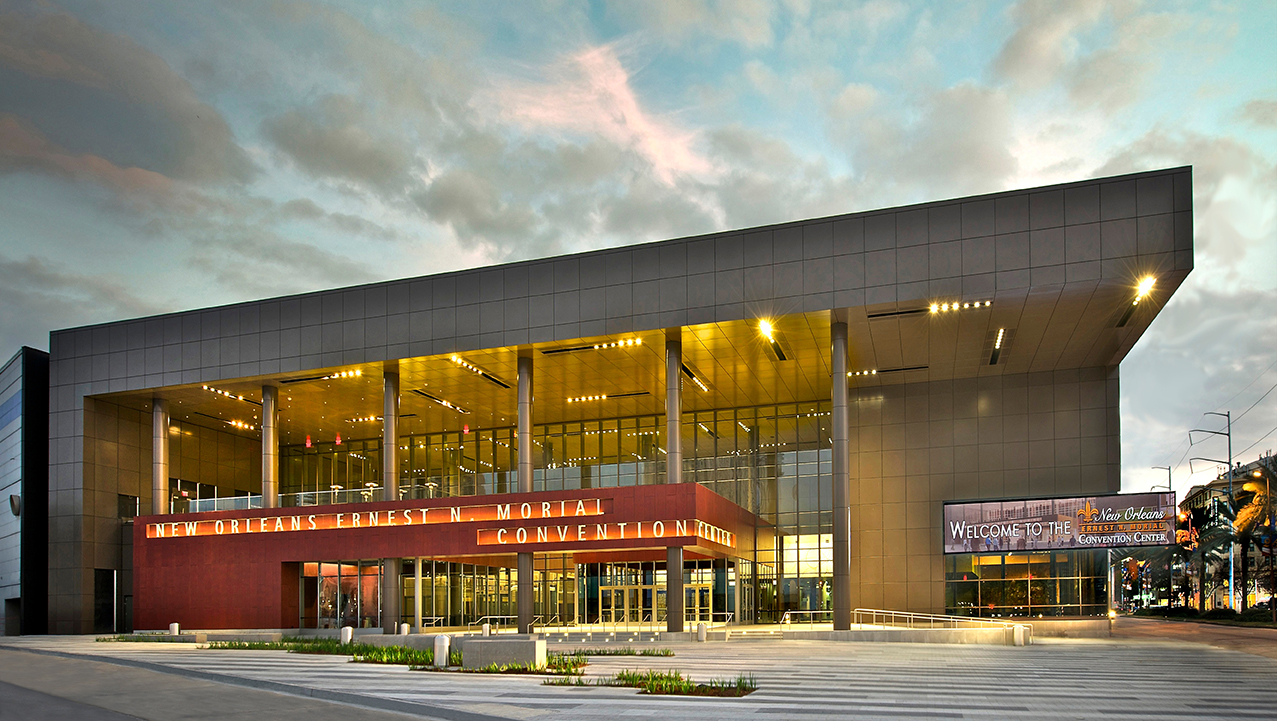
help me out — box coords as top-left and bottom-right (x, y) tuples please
(169, 623), (180, 636)
(340, 626), (353, 645)
(399, 623), (409, 635)
(482, 623), (491, 637)
(697, 622), (707, 642)
(434, 634), (451, 668)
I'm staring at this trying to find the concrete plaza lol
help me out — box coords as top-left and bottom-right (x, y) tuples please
(2, 619), (1276, 720)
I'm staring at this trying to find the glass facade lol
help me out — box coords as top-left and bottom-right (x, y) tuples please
(944, 550), (1109, 617)
(281, 402), (833, 627)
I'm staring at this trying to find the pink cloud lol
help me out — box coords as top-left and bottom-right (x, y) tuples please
(495, 44), (712, 185)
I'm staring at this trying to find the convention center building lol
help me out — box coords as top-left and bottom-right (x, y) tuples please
(26, 167), (1192, 634)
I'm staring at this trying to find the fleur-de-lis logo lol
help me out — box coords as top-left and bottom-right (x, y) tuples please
(1077, 500), (1100, 523)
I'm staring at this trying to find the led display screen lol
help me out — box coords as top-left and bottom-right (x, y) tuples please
(943, 493), (1176, 554)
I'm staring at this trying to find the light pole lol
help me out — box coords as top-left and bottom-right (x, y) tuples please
(1152, 468), (1173, 609)
(1191, 410), (1234, 608)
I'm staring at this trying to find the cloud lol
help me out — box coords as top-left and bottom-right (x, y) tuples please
(494, 43), (714, 185)
(0, 8), (253, 183)
(992, 0), (1106, 91)
(1239, 99), (1277, 128)
(992, 0), (1186, 112)
(832, 82), (1018, 200)
(605, 0), (778, 50)
(0, 113), (175, 196)
(263, 94), (414, 194)
(0, 253), (166, 349)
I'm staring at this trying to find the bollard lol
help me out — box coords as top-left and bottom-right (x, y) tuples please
(697, 622), (707, 642)
(482, 623), (491, 637)
(169, 622), (180, 636)
(434, 634), (451, 668)
(399, 622), (409, 636)
(340, 626), (353, 645)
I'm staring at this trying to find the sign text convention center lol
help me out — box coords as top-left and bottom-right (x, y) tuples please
(23, 167), (1193, 635)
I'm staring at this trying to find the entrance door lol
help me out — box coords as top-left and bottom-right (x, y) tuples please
(685, 584), (712, 623)
(599, 584), (657, 624)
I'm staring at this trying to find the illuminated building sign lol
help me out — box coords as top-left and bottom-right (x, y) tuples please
(942, 493), (1176, 553)
(477, 519), (735, 548)
(145, 497), (609, 539)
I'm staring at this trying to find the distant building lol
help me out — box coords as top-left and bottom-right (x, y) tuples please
(0, 347), (48, 635)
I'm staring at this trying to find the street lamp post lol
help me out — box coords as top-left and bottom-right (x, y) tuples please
(1191, 411), (1234, 609)
(1152, 468), (1173, 610)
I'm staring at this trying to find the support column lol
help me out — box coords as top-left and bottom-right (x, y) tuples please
(517, 354), (535, 633)
(383, 371), (400, 501)
(831, 320), (851, 630)
(382, 369), (401, 635)
(667, 546), (684, 633)
(261, 385), (279, 508)
(151, 399), (169, 515)
(413, 557), (423, 632)
(665, 336), (682, 485)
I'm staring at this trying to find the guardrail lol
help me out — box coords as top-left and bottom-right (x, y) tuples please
(852, 608), (1016, 629)
(780, 610), (833, 626)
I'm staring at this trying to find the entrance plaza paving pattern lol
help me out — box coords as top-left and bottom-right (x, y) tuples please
(4, 620), (1277, 721)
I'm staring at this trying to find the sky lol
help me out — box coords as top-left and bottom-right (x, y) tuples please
(0, 0), (1274, 498)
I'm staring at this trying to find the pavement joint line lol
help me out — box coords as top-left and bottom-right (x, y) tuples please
(0, 644), (519, 721)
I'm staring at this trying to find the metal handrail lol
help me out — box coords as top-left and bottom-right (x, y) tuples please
(780, 610), (833, 626)
(466, 615), (518, 632)
(686, 611), (734, 627)
(852, 608), (1016, 629)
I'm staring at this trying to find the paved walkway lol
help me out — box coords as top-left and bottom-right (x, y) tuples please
(3, 633), (1277, 720)
(1113, 616), (1277, 660)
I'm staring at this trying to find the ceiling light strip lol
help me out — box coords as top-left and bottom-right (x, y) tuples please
(929, 300), (992, 313)
(200, 385), (262, 406)
(450, 355), (511, 389)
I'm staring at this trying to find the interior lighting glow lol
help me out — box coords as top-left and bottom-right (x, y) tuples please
(226, 419), (255, 430)
(566, 395), (608, 403)
(759, 320), (774, 340)
(848, 369), (877, 376)
(347, 415), (382, 423)
(738, 421), (751, 432)
(995, 328), (1006, 350)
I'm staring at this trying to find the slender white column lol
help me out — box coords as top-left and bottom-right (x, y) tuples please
(665, 338), (682, 485)
(261, 385), (278, 508)
(151, 399), (169, 515)
(831, 320), (851, 630)
(517, 355), (534, 633)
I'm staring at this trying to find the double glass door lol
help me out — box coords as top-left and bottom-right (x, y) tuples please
(685, 584), (712, 622)
(600, 585), (663, 624)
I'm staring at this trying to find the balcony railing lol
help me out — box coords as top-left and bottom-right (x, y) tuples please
(178, 485), (447, 513)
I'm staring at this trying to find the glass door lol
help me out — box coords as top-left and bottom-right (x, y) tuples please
(686, 584), (712, 623)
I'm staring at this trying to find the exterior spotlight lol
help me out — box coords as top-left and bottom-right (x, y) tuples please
(1135, 276), (1156, 301)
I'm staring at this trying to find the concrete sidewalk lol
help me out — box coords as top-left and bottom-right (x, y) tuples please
(1113, 616), (1277, 660)
(0, 647), (466, 721)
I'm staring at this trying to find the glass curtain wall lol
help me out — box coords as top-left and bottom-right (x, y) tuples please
(300, 560), (381, 629)
(283, 402), (834, 625)
(944, 550), (1109, 617)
